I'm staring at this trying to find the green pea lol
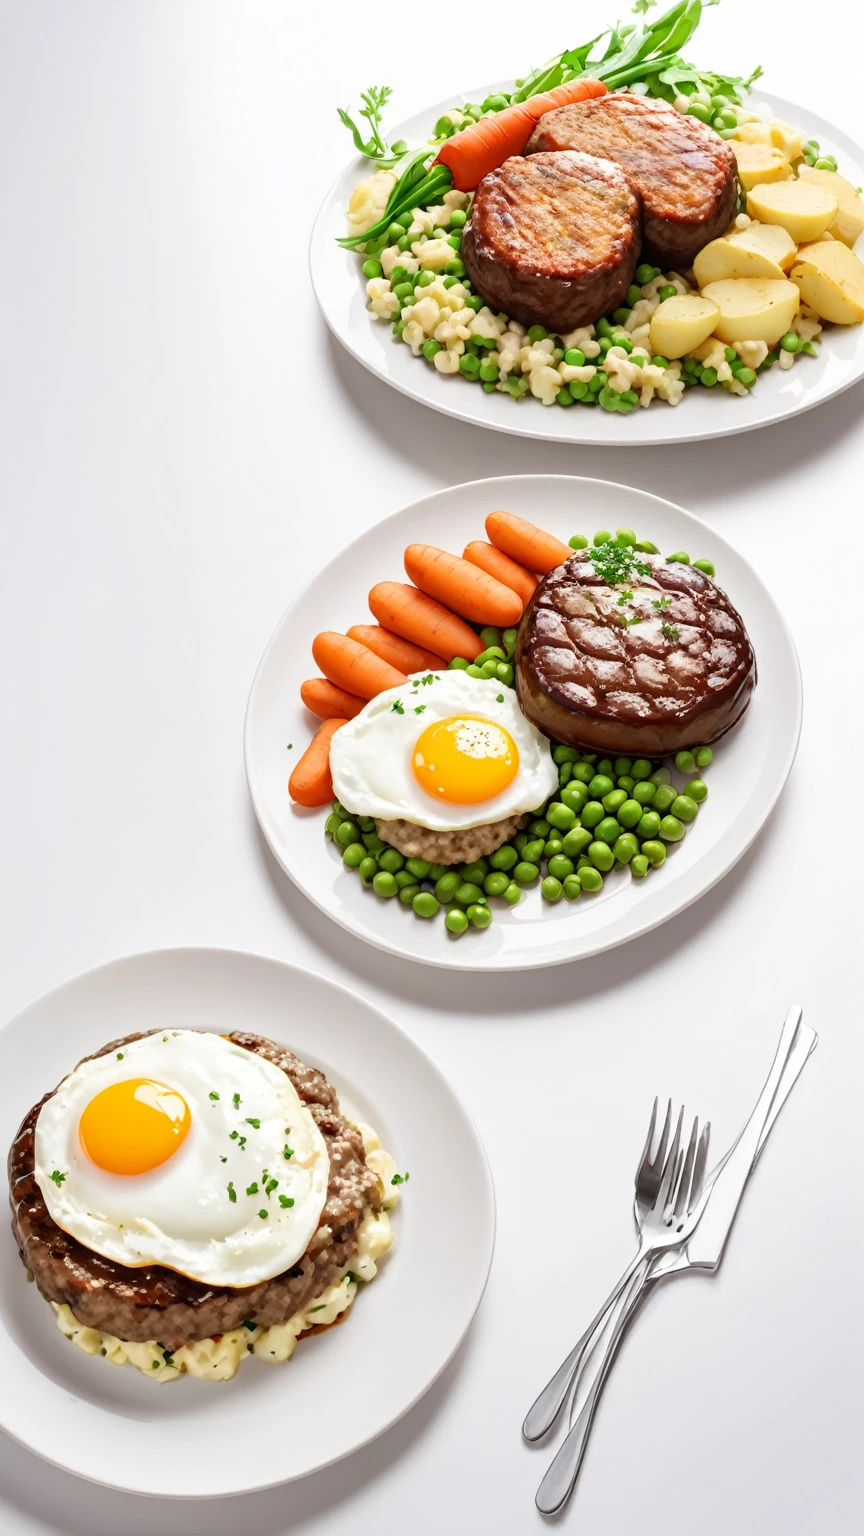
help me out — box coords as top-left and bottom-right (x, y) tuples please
(633, 780), (656, 806)
(373, 871), (398, 898)
(568, 532), (589, 549)
(363, 832), (386, 855)
(586, 774), (612, 800)
(579, 865), (604, 893)
(571, 763), (594, 785)
(630, 854), (650, 878)
(735, 366), (756, 386)
(637, 810), (661, 839)
(459, 352), (481, 380)
(325, 813), (340, 839)
(378, 848), (405, 874)
(357, 815), (376, 832)
(593, 529), (612, 546)
(546, 802), (576, 832)
(392, 870), (414, 891)
(447, 232), (462, 252)
(435, 871), (461, 902)
(422, 338), (442, 363)
(687, 100), (712, 124)
(666, 551), (690, 565)
(412, 891), (439, 919)
(692, 558), (715, 577)
(558, 763), (573, 786)
(445, 908), (469, 935)
(626, 284), (643, 307)
(635, 262), (656, 285)
(561, 874), (581, 901)
(537, 876), (560, 904)
(342, 842), (366, 869)
(416, 270), (436, 288)
(358, 856), (378, 886)
(454, 882), (484, 907)
(513, 832), (528, 852)
(467, 903), (492, 928)
(461, 859), (489, 883)
(544, 838), (564, 860)
(553, 747), (580, 768)
(580, 801), (604, 830)
(813, 157), (835, 170)
(675, 749), (697, 774)
(589, 841), (614, 872)
(527, 817), (549, 839)
(618, 799), (643, 830)
(602, 788), (628, 815)
(362, 258), (383, 279)
(502, 882), (521, 905)
(448, 655), (470, 671)
(483, 871), (509, 898)
(631, 759), (653, 782)
(686, 778), (708, 803)
(502, 628), (518, 656)
(658, 284), (677, 302)
(335, 820), (360, 848)
(576, 856), (592, 872)
(561, 826), (592, 859)
(613, 833), (639, 865)
(543, 854), (571, 881)
(445, 258), (465, 277)
(635, 539), (659, 553)
(427, 863), (448, 881)
(650, 766), (671, 786)
(399, 883), (421, 906)
(561, 786), (587, 817)
(463, 293), (484, 312)
(448, 206), (468, 227)
(490, 845), (518, 872)
(595, 816), (622, 845)
(597, 758), (614, 776)
(671, 794), (698, 824)
(405, 857), (431, 879)
(653, 784), (677, 813)
(659, 815), (686, 842)
(514, 861), (539, 886)
(651, 357), (669, 370)
(700, 367), (718, 388)
(695, 746), (713, 768)
(521, 840), (545, 866)
(641, 839), (667, 867)
(613, 757), (632, 777)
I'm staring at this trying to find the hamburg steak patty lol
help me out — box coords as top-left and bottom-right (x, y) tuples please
(516, 551), (755, 757)
(526, 92), (738, 269)
(9, 1032), (381, 1347)
(461, 151), (640, 333)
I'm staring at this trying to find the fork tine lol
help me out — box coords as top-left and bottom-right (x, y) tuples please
(651, 1098), (673, 1175)
(635, 1096), (659, 1187)
(654, 1104), (683, 1215)
(673, 1116), (700, 1224)
(690, 1121), (711, 1210)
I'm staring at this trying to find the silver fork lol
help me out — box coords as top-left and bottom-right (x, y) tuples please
(523, 1097), (708, 1443)
(535, 1109), (710, 1514)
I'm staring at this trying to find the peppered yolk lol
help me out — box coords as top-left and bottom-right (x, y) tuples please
(412, 714), (519, 805)
(79, 1079), (190, 1175)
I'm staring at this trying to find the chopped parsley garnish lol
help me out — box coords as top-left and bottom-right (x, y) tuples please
(209, 1091), (220, 1101)
(233, 1093), (241, 1108)
(227, 1181), (237, 1202)
(49, 1169), (66, 1186)
(162, 1035), (169, 1042)
(625, 614), (642, 626)
(413, 705), (426, 714)
(590, 542), (651, 587)
(616, 589), (634, 607)
(283, 1144), (294, 1160)
(162, 1349), (175, 1365)
(241, 1319), (257, 1332)
(496, 693), (504, 702)
(278, 1195), (295, 1209)
(246, 1182), (259, 1196)
(391, 699), (404, 714)
(652, 596), (671, 611)
(391, 1171), (410, 1185)
(230, 1130), (238, 1140)
(344, 1271), (359, 1285)
(258, 1209), (268, 1220)
(265, 1177), (279, 1197)
(152, 1360), (160, 1368)
(220, 1155), (227, 1163)
(245, 1117), (261, 1129)
(116, 1052), (124, 1060)
(308, 1304), (326, 1314)
(420, 673), (434, 685)
(286, 743), (293, 750)
(661, 623), (680, 642)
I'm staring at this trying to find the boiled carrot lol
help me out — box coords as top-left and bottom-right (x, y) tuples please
(485, 510), (570, 575)
(311, 632), (407, 699)
(368, 582), (484, 662)
(346, 623), (444, 674)
(433, 78), (607, 191)
(289, 718), (346, 807)
(463, 541), (537, 606)
(404, 543), (522, 627)
(300, 677), (365, 721)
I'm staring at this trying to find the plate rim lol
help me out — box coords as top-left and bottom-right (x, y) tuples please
(0, 946), (496, 1497)
(244, 472), (803, 972)
(310, 85), (864, 447)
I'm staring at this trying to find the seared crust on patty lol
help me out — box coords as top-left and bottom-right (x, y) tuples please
(526, 92), (738, 268)
(377, 811), (527, 864)
(462, 151), (641, 332)
(8, 1032), (381, 1348)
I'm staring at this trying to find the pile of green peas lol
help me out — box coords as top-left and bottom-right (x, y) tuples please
(564, 524), (716, 578)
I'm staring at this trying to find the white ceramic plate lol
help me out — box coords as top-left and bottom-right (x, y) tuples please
(311, 87), (864, 445)
(0, 949), (495, 1497)
(245, 474), (802, 971)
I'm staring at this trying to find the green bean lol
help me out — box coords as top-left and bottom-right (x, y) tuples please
(588, 841), (614, 872)
(595, 816), (622, 845)
(675, 749), (696, 774)
(579, 865), (604, 893)
(658, 815), (685, 842)
(435, 871), (461, 902)
(479, 626), (502, 649)
(468, 903), (492, 928)
(465, 663), (483, 678)
(373, 871), (398, 898)
(653, 784), (677, 813)
(496, 662), (514, 685)
(343, 842), (365, 869)
(692, 558), (715, 577)
(613, 833), (639, 865)
(562, 825), (593, 859)
(695, 746), (713, 768)
(618, 799), (643, 829)
(637, 810), (661, 839)
(502, 628), (518, 656)
(358, 856), (378, 887)
(502, 882), (521, 905)
(378, 848), (405, 874)
(641, 840), (666, 867)
(685, 778), (708, 803)
(445, 908), (469, 935)
(448, 655), (470, 671)
(633, 780), (656, 806)
(630, 854), (650, 878)
(514, 861), (539, 886)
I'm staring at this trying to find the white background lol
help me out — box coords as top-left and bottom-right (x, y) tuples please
(0, 1), (861, 1532)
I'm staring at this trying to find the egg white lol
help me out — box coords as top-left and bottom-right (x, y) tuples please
(34, 1030), (330, 1289)
(330, 670), (557, 830)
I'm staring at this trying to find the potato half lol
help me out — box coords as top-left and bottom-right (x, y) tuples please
(797, 167), (864, 248)
(768, 120), (805, 162)
(649, 294), (721, 360)
(694, 237), (786, 287)
(747, 180), (839, 243)
(733, 142), (792, 191)
(700, 278), (801, 346)
(791, 241), (864, 323)
(728, 221), (798, 273)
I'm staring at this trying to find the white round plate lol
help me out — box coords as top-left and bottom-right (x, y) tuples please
(245, 474), (801, 971)
(311, 87), (864, 445)
(0, 949), (494, 1497)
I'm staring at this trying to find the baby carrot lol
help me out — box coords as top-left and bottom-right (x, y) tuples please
(311, 632), (407, 699)
(462, 541), (538, 607)
(346, 623), (444, 674)
(432, 78), (607, 191)
(368, 581), (484, 662)
(404, 544), (522, 626)
(289, 718), (347, 807)
(300, 677), (366, 721)
(485, 511), (570, 575)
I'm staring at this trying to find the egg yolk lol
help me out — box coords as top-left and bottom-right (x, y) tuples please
(79, 1079), (191, 1175)
(412, 714), (519, 805)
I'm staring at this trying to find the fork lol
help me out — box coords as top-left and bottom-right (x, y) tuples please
(535, 1109), (710, 1514)
(523, 1097), (708, 1444)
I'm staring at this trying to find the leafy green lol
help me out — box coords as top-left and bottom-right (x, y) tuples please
(337, 86), (406, 167)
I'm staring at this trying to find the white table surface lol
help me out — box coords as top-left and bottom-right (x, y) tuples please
(0, 1), (862, 1531)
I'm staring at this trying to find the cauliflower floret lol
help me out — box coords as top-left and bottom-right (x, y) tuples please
(778, 349), (795, 370)
(630, 323), (652, 354)
(795, 305), (822, 344)
(467, 306), (506, 341)
(433, 348), (461, 374)
(366, 276), (400, 321)
(346, 170), (398, 240)
(603, 345), (644, 393)
(426, 204), (451, 229)
(627, 296), (659, 332)
(434, 309), (471, 350)
(654, 364), (686, 405)
(408, 296), (442, 337)
(443, 188), (471, 212)
(528, 364), (564, 405)
(560, 324), (600, 358)
(401, 319), (426, 355)
(559, 362), (597, 385)
(380, 245), (419, 278)
(418, 237), (456, 272)
(687, 337), (735, 382)
(521, 339), (556, 373)
(406, 210), (435, 240)
(733, 338), (770, 369)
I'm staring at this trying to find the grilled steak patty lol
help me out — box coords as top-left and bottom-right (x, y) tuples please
(515, 551), (755, 756)
(462, 151), (641, 333)
(8, 1032), (381, 1348)
(526, 92), (738, 269)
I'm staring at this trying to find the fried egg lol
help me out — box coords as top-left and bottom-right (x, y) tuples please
(330, 671), (557, 830)
(34, 1031), (329, 1288)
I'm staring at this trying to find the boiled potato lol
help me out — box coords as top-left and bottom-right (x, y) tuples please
(693, 237), (786, 287)
(733, 141), (792, 191)
(700, 278), (800, 346)
(728, 221), (798, 272)
(735, 122), (773, 147)
(768, 120), (805, 162)
(747, 180), (839, 243)
(649, 293), (720, 359)
(797, 166), (864, 248)
(791, 240), (864, 323)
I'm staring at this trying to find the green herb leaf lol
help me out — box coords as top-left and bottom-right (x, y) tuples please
(246, 1182), (259, 1196)
(258, 1209), (269, 1220)
(414, 705), (426, 714)
(116, 1052), (124, 1060)
(391, 1171), (410, 1185)
(233, 1093), (241, 1108)
(241, 1319), (258, 1332)
(209, 1091), (219, 1101)
(391, 699), (404, 714)
(661, 622), (680, 642)
(278, 1195), (295, 1209)
(283, 1145), (294, 1161)
(50, 1169), (66, 1186)
(308, 1304), (326, 1314)
(245, 1117), (261, 1129)
(227, 1181), (237, 1202)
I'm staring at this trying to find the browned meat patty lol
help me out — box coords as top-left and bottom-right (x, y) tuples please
(515, 550), (755, 757)
(8, 1032), (381, 1348)
(461, 150), (641, 333)
(526, 92), (738, 269)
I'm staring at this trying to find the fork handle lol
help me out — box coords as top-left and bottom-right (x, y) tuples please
(522, 1250), (643, 1442)
(535, 1261), (650, 1515)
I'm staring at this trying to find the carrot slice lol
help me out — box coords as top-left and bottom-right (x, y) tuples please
(368, 582), (484, 662)
(485, 511), (570, 575)
(404, 544), (522, 626)
(300, 677), (365, 721)
(289, 718), (347, 807)
(432, 78), (607, 191)
(463, 541), (538, 606)
(311, 632), (407, 699)
(346, 624), (444, 674)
